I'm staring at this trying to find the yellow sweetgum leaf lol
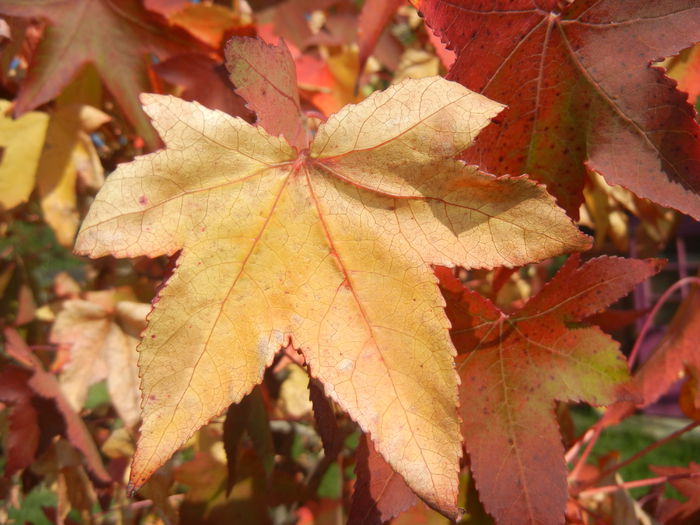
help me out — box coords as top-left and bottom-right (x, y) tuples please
(75, 76), (589, 515)
(0, 100), (49, 210)
(52, 291), (149, 428)
(37, 104), (110, 247)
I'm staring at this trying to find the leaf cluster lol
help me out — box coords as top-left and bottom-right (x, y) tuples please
(1, 2), (700, 525)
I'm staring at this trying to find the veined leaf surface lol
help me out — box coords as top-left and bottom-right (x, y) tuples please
(75, 75), (589, 515)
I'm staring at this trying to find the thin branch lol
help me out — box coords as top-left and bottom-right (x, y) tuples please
(92, 494), (184, 520)
(577, 471), (700, 498)
(569, 423), (603, 482)
(628, 276), (700, 370)
(576, 420), (700, 493)
(565, 425), (596, 464)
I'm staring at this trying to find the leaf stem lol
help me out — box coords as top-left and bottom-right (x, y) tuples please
(565, 425), (596, 464)
(577, 470), (700, 498)
(568, 423), (603, 482)
(627, 276), (700, 370)
(93, 494), (184, 520)
(573, 419), (700, 494)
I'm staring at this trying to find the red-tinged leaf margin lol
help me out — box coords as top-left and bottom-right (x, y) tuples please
(349, 434), (418, 525)
(3, 327), (111, 485)
(438, 255), (664, 525)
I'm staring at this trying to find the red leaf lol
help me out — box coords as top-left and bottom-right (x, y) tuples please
(650, 463), (700, 523)
(0, 364), (40, 477)
(438, 255), (663, 525)
(153, 54), (254, 119)
(349, 434), (418, 525)
(357, 0), (404, 72)
(225, 36), (307, 149)
(0, 0), (208, 149)
(585, 308), (649, 333)
(679, 366), (700, 420)
(3, 327), (111, 485)
(417, 0), (700, 219)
